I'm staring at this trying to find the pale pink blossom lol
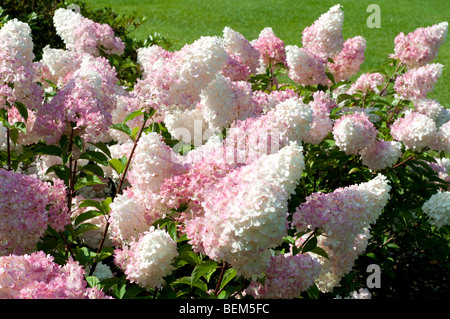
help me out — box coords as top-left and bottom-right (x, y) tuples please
(0, 251), (109, 299)
(391, 22), (448, 68)
(394, 63), (443, 100)
(0, 170), (69, 256)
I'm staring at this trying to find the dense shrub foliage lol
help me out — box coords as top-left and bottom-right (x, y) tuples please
(0, 2), (448, 299)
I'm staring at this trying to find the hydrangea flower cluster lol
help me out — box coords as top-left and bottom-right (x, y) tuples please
(394, 63), (443, 100)
(332, 112), (378, 155)
(245, 252), (322, 299)
(181, 142), (305, 278)
(38, 47), (80, 89)
(0, 251), (108, 299)
(53, 7), (125, 56)
(35, 53), (119, 144)
(287, 5), (366, 86)
(307, 230), (371, 292)
(347, 72), (385, 95)
(292, 174), (391, 239)
(0, 19), (43, 110)
(422, 191), (450, 229)
(303, 91), (335, 144)
(0, 3), (448, 300)
(301, 4), (345, 59)
(391, 22), (448, 68)
(359, 140), (403, 171)
(114, 227), (179, 290)
(135, 36), (228, 110)
(285, 45), (328, 86)
(390, 111), (438, 151)
(108, 188), (158, 247)
(251, 27), (287, 69)
(126, 132), (188, 212)
(223, 27), (260, 80)
(0, 170), (69, 256)
(328, 36), (366, 83)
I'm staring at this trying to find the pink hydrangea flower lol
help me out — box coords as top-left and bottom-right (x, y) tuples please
(0, 251), (109, 299)
(347, 72), (385, 95)
(0, 19), (43, 111)
(182, 142), (305, 278)
(135, 36), (228, 110)
(301, 4), (345, 59)
(359, 139), (403, 171)
(292, 174), (391, 239)
(34, 54), (119, 144)
(285, 45), (328, 86)
(437, 120), (450, 152)
(245, 252), (322, 299)
(394, 63), (443, 100)
(391, 22), (448, 68)
(222, 26), (260, 79)
(303, 91), (335, 144)
(390, 111), (438, 151)
(114, 227), (179, 290)
(53, 8), (124, 56)
(0, 170), (69, 256)
(251, 27), (287, 68)
(328, 36), (366, 83)
(332, 112), (378, 155)
(305, 230), (371, 292)
(412, 98), (444, 121)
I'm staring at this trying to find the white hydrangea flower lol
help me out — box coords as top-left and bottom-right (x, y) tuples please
(422, 191), (450, 229)
(198, 141), (305, 278)
(115, 227), (179, 290)
(109, 188), (156, 246)
(360, 140), (403, 171)
(301, 4), (345, 58)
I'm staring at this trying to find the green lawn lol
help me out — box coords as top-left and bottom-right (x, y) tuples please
(85, 0), (450, 105)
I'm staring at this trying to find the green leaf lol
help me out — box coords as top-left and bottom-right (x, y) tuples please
(173, 276), (208, 292)
(191, 261), (218, 287)
(79, 199), (104, 212)
(123, 109), (144, 124)
(8, 127), (19, 145)
(74, 175), (105, 191)
(326, 72), (335, 85)
(46, 164), (70, 185)
(89, 142), (112, 159)
(310, 246), (329, 259)
(301, 236), (318, 253)
(219, 268), (237, 290)
(113, 283), (127, 299)
(336, 93), (353, 104)
(74, 210), (104, 226)
(14, 102), (28, 122)
(306, 283), (320, 299)
(86, 276), (100, 289)
(179, 248), (202, 265)
(81, 163), (105, 178)
(73, 135), (83, 151)
(110, 123), (132, 137)
(79, 150), (109, 166)
(35, 144), (62, 157)
(100, 197), (112, 215)
(75, 223), (99, 236)
(76, 246), (94, 265)
(12, 121), (26, 134)
(109, 158), (126, 175)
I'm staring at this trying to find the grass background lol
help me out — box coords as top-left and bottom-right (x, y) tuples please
(85, 0), (450, 105)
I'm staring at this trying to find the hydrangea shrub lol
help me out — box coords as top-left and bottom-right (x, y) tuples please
(0, 4), (448, 300)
